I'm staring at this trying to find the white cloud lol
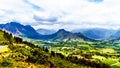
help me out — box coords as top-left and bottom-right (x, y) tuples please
(0, 0), (120, 30)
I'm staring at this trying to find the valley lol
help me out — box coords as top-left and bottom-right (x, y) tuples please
(27, 38), (120, 68)
(0, 0), (119, 68)
(0, 22), (120, 68)
(0, 30), (91, 68)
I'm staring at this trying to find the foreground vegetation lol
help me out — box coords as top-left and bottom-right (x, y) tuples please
(0, 30), (95, 68)
(26, 38), (120, 68)
(2, 30), (119, 68)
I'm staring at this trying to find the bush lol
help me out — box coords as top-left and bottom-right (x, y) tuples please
(0, 59), (13, 67)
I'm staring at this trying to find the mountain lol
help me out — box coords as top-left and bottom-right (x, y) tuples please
(0, 22), (41, 39)
(0, 24), (4, 29)
(73, 28), (116, 40)
(110, 30), (120, 40)
(44, 29), (78, 40)
(37, 29), (56, 35)
(0, 22), (94, 41)
(39, 29), (94, 41)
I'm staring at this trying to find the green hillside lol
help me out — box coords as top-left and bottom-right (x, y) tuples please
(0, 30), (92, 68)
(0, 30), (8, 44)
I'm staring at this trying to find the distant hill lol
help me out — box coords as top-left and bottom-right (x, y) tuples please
(40, 29), (94, 41)
(0, 22), (41, 39)
(110, 30), (120, 40)
(37, 29), (56, 35)
(72, 28), (116, 40)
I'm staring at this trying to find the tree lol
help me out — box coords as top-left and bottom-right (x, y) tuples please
(4, 31), (13, 44)
(44, 48), (49, 52)
(51, 51), (55, 57)
(14, 37), (23, 43)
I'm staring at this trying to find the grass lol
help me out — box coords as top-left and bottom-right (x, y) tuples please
(77, 44), (91, 49)
(51, 56), (90, 68)
(112, 63), (120, 68)
(100, 48), (116, 54)
(101, 59), (118, 65)
(0, 31), (6, 41)
(92, 55), (106, 60)
(51, 47), (61, 52)
(0, 46), (10, 53)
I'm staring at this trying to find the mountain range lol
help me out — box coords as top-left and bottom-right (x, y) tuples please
(40, 29), (94, 41)
(109, 30), (120, 40)
(0, 22), (93, 41)
(0, 22), (120, 41)
(78, 28), (116, 40)
(0, 22), (41, 39)
(37, 28), (118, 40)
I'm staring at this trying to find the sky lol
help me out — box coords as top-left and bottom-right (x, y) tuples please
(0, 0), (120, 30)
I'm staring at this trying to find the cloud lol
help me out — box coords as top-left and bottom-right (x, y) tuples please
(33, 15), (58, 23)
(23, 0), (43, 11)
(0, 0), (120, 30)
(88, 0), (103, 3)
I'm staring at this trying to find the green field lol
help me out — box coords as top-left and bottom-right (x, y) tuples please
(31, 39), (120, 68)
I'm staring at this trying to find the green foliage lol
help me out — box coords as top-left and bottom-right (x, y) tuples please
(0, 59), (13, 67)
(101, 59), (117, 65)
(112, 63), (120, 68)
(81, 54), (93, 59)
(14, 37), (23, 43)
(17, 48), (31, 56)
(8, 45), (19, 50)
(0, 42), (8, 45)
(3, 31), (13, 44)
(51, 51), (55, 57)
(0, 30), (118, 68)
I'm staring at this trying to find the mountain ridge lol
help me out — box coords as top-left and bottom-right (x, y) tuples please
(39, 29), (95, 41)
(0, 22), (41, 39)
(0, 22), (94, 41)
(72, 28), (117, 40)
(2, 22), (120, 41)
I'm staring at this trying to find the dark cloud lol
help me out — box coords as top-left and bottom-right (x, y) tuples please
(33, 15), (58, 23)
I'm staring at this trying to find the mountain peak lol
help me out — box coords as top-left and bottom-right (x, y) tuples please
(58, 29), (66, 32)
(0, 22), (41, 39)
(8, 22), (20, 25)
(6, 22), (23, 27)
(10, 21), (18, 24)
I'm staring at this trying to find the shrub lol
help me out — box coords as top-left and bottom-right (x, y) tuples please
(0, 59), (13, 67)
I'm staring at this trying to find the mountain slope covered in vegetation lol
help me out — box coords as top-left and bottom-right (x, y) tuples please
(0, 30), (100, 68)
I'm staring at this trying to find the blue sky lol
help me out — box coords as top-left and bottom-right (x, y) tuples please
(0, 0), (120, 30)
